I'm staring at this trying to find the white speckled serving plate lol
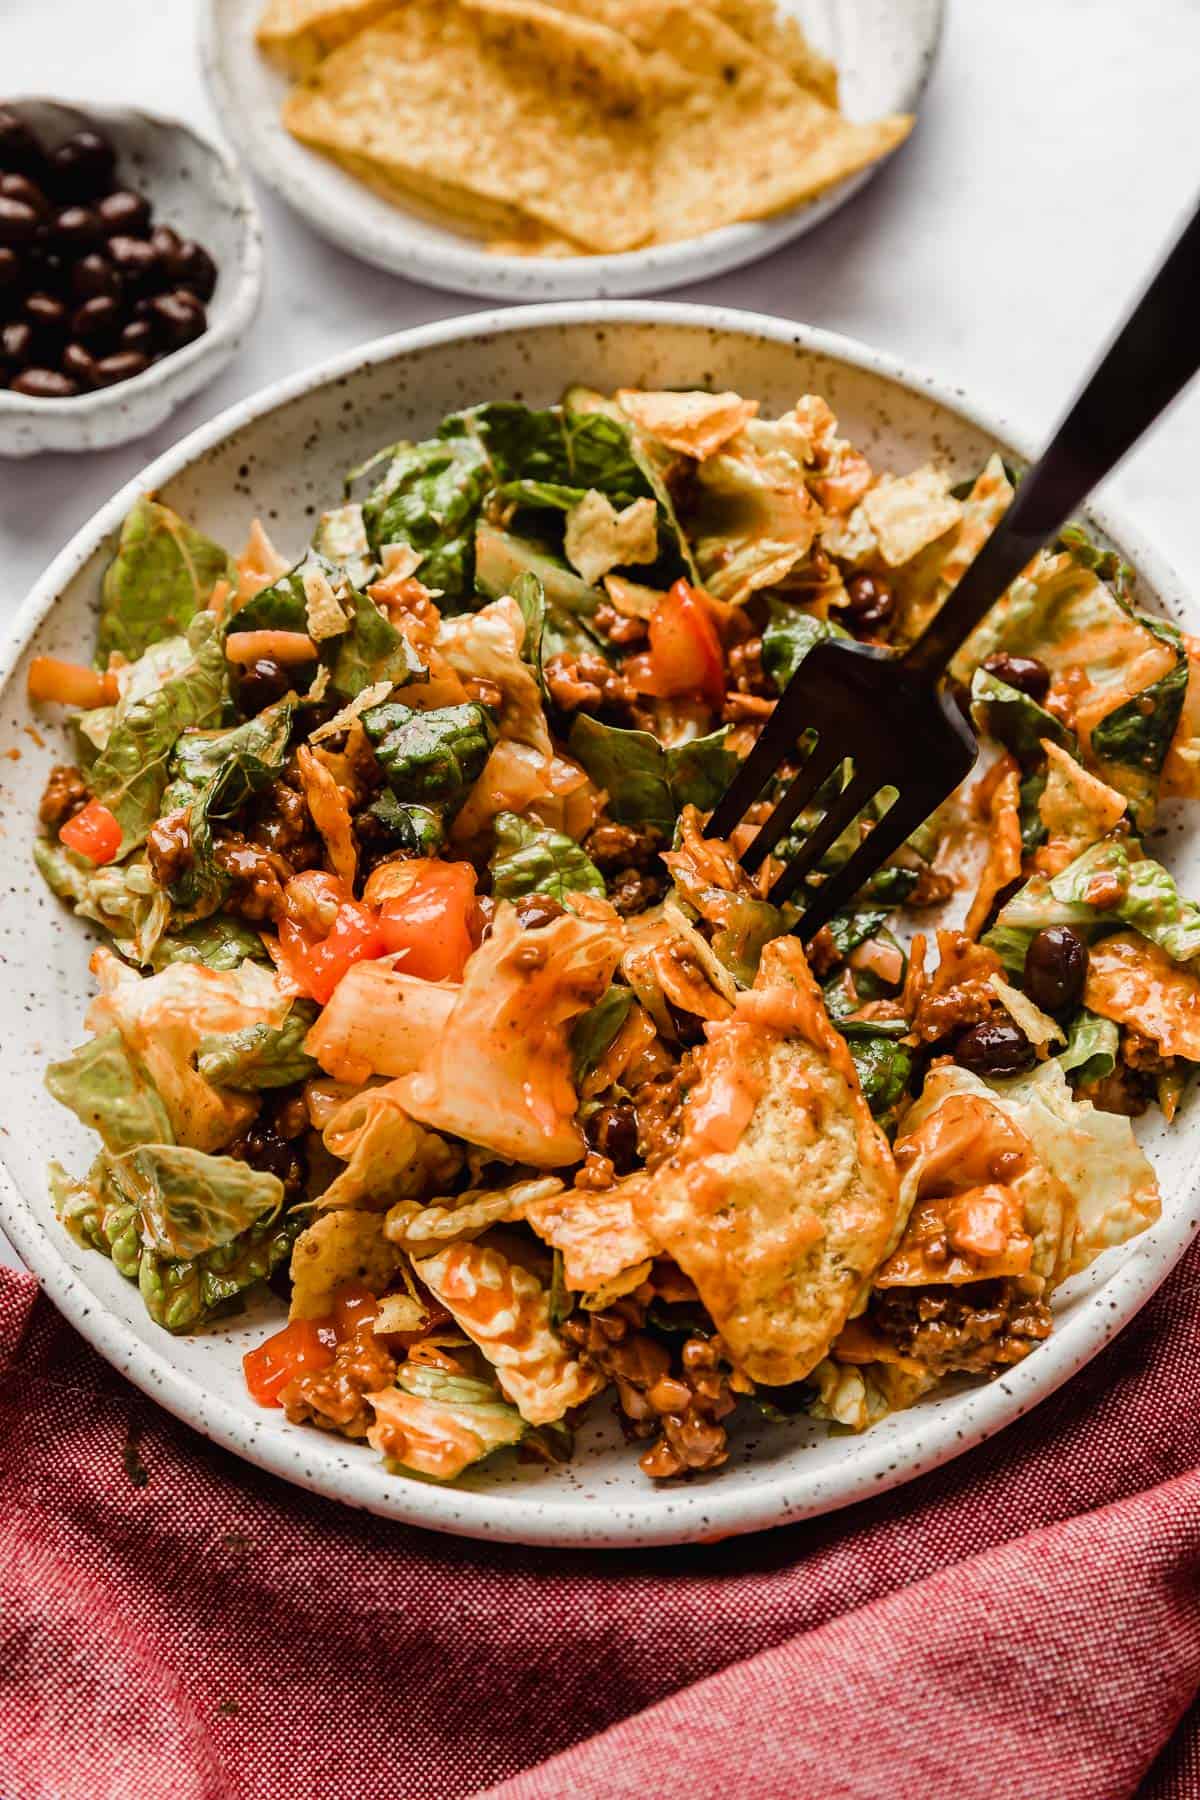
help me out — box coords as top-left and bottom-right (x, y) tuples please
(1, 305), (1197, 1548)
(199, 0), (943, 300)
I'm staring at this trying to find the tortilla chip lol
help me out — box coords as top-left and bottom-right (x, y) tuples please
(289, 1209), (403, 1319)
(255, 0), (398, 75)
(616, 388), (759, 460)
(563, 492), (658, 585)
(632, 936), (900, 1386)
(1085, 930), (1200, 1061)
(893, 453), (1014, 641)
(708, 0), (838, 104)
(283, 3), (656, 253)
(631, 5), (911, 243)
(385, 1176), (564, 1250)
(861, 464), (963, 568)
(1036, 741), (1128, 872)
(524, 1176), (659, 1292)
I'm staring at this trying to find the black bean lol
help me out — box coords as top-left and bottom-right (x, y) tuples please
(1, 319), (34, 366)
(234, 657), (291, 713)
(172, 238), (217, 302)
(1023, 926), (1089, 1016)
(586, 1103), (639, 1174)
(92, 349), (149, 387)
(61, 341), (98, 387)
(48, 129), (115, 201)
(9, 366), (78, 397)
(119, 317), (154, 354)
(51, 203), (104, 252)
(71, 293), (123, 349)
(980, 652), (1051, 704)
(0, 108), (47, 179)
(98, 189), (151, 237)
(107, 233), (163, 294)
(0, 172), (50, 219)
(149, 222), (182, 269)
(23, 291), (68, 352)
(845, 571), (895, 633)
(0, 244), (23, 299)
(28, 247), (71, 297)
(953, 1018), (1036, 1079)
(71, 251), (120, 301)
(148, 287), (206, 349)
(0, 196), (39, 247)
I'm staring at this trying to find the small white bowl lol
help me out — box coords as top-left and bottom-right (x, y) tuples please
(201, 0), (943, 301)
(0, 98), (263, 457)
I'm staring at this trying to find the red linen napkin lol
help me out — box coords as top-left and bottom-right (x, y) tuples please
(2, 1248), (1199, 1800)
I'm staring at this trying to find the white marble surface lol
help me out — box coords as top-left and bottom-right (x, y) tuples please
(2, 0), (1199, 1268)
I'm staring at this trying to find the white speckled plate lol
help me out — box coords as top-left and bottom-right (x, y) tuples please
(199, 0), (943, 300)
(1, 305), (1197, 1548)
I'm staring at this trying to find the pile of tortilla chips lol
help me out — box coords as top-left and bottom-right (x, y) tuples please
(257, 0), (913, 255)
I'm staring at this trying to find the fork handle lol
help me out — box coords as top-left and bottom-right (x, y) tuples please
(899, 194), (1200, 686)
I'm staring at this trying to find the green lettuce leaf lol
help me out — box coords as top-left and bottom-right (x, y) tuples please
(330, 587), (426, 699)
(311, 501), (376, 587)
(706, 894), (790, 988)
(379, 1363), (527, 1476)
(97, 498), (236, 666)
(475, 521), (603, 623)
(970, 667), (1075, 765)
(838, 1024), (914, 1117)
(159, 699), (294, 920)
(985, 840), (1200, 970)
(1090, 613), (1188, 780)
(362, 700), (496, 815)
(195, 1000), (320, 1090)
(90, 613), (229, 851)
(138, 1212), (302, 1334)
(362, 791), (445, 856)
(570, 984), (635, 1083)
(665, 729), (739, 812)
(46, 1031), (174, 1153)
(1058, 1008), (1120, 1085)
(357, 420), (492, 599)
(150, 917), (270, 972)
(231, 551), (332, 635)
(34, 840), (170, 966)
(761, 604), (848, 693)
(51, 1155), (299, 1333)
(1056, 522), (1134, 603)
(490, 811), (605, 903)
(102, 1143), (283, 1261)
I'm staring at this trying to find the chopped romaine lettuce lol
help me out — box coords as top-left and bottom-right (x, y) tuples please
(970, 667), (1074, 765)
(568, 716), (736, 832)
(46, 1030), (174, 1152)
(838, 1023), (914, 1117)
(1058, 1009), (1120, 1085)
(311, 501), (375, 587)
(159, 699), (294, 921)
(570, 984), (635, 1083)
(986, 840), (1200, 970)
(761, 604), (847, 693)
(362, 699), (496, 814)
(89, 613), (228, 852)
(150, 917), (270, 972)
(195, 1000), (320, 1090)
(368, 1363), (527, 1479)
(97, 498), (235, 666)
(362, 791), (445, 856)
(329, 586), (426, 699)
(34, 840), (169, 966)
(665, 728), (739, 812)
(105, 1142), (282, 1260)
(490, 811), (605, 903)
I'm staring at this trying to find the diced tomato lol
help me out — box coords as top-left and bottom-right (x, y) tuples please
(59, 799), (122, 866)
(280, 901), (386, 1004)
(331, 1281), (379, 1341)
(243, 1316), (337, 1407)
(637, 580), (725, 707)
(377, 859), (477, 982)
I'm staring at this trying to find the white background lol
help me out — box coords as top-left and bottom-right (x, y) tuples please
(2, 0), (1199, 1265)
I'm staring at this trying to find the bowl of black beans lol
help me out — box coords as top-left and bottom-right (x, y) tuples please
(0, 98), (262, 455)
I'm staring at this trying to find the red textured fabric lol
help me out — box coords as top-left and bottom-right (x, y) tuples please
(2, 1247), (1199, 1800)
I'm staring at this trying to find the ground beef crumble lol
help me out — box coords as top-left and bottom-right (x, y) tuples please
(38, 763), (88, 830)
(281, 1315), (397, 1440)
(146, 807), (193, 889)
(633, 1053), (699, 1170)
(544, 651), (641, 721)
(869, 1278), (1052, 1378)
(560, 1300), (735, 1479)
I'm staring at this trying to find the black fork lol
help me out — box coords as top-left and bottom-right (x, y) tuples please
(707, 193), (1200, 940)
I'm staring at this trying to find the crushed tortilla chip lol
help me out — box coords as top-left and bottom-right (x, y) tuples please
(302, 562), (350, 641)
(563, 491), (659, 586)
(289, 1209), (403, 1319)
(861, 465), (963, 568)
(616, 388), (759, 460)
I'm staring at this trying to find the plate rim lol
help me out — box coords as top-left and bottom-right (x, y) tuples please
(196, 0), (945, 301)
(2, 298), (1197, 1548)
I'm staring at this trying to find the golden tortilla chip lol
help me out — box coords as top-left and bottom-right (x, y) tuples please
(289, 1209), (403, 1319)
(708, 0), (838, 105)
(255, 0), (400, 75)
(861, 465), (963, 569)
(616, 388), (759, 460)
(283, 3), (656, 253)
(1085, 931), (1200, 1061)
(632, 937), (900, 1385)
(524, 1176), (659, 1292)
(628, 4), (911, 243)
